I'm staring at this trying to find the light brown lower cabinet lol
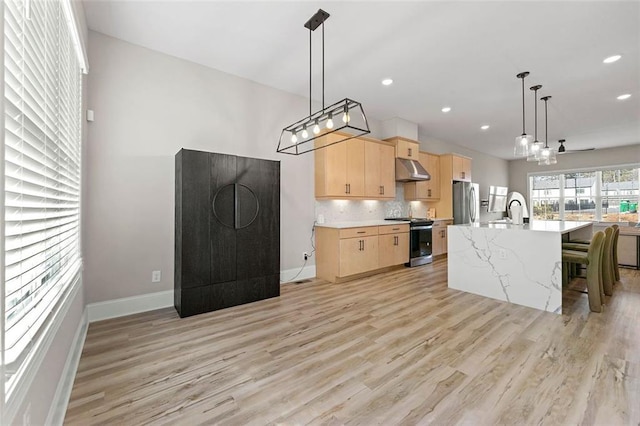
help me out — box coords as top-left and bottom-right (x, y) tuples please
(316, 224), (410, 282)
(432, 220), (453, 256)
(339, 235), (378, 277)
(378, 232), (410, 268)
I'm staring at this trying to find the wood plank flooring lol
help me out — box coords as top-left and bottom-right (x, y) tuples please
(65, 258), (640, 425)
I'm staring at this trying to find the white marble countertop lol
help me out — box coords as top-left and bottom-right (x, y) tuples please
(316, 220), (410, 229)
(454, 220), (593, 234)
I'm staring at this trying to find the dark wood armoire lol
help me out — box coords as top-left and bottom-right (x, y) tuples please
(175, 149), (280, 317)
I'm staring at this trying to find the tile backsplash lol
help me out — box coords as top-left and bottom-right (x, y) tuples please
(315, 184), (430, 223)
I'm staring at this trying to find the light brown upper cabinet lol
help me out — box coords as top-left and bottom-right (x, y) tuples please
(364, 142), (396, 199)
(451, 155), (472, 182)
(315, 132), (395, 200)
(315, 133), (364, 198)
(404, 152), (440, 201)
(384, 136), (420, 160)
(434, 154), (473, 218)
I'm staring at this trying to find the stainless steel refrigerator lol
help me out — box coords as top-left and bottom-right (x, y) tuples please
(453, 181), (480, 224)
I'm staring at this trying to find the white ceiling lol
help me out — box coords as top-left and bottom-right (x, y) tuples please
(83, 1), (640, 160)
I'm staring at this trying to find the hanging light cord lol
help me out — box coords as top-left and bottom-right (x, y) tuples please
(533, 88), (538, 141)
(521, 77), (526, 134)
(322, 21), (325, 111)
(308, 28), (312, 119)
(544, 98), (549, 148)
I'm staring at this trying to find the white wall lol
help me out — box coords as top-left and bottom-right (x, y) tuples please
(508, 144), (640, 195)
(85, 31), (317, 303)
(419, 135), (511, 221)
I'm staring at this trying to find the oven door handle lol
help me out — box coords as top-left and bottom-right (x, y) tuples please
(411, 225), (433, 231)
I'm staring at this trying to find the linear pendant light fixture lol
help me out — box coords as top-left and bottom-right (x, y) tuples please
(277, 9), (370, 155)
(526, 84), (544, 162)
(538, 95), (557, 165)
(514, 72), (533, 157)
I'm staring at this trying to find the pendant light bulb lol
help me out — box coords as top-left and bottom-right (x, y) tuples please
(326, 114), (334, 129)
(291, 131), (298, 144)
(514, 72), (532, 157)
(526, 84), (543, 162)
(301, 125), (309, 139)
(313, 120), (320, 135)
(342, 106), (350, 123)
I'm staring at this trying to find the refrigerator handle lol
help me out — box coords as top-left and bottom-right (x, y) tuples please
(469, 185), (477, 223)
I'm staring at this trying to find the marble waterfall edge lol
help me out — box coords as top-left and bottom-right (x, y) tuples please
(447, 225), (562, 314)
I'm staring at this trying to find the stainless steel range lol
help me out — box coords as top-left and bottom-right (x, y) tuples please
(385, 218), (434, 267)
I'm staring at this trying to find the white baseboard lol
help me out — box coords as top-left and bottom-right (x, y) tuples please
(280, 265), (316, 283)
(46, 309), (88, 425)
(87, 269), (318, 323)
(87, 290), (174, 323)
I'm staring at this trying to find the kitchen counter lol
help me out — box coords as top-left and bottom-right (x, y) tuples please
(447, 220), (594, 314)
(315, 219), (410, 229)
(469, 220), (593, 234)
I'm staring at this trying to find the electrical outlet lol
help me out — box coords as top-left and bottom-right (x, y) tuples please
(498, 249), (507, 260)
(152, 270), (161, 283)
(303, 252), (309, 261)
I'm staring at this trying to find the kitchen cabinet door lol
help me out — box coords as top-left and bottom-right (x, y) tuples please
(346, 138), (365, 196)
(452, 155), (472, 182)
(339, 235), (379, 277)
(315, 136), (364, 197)
(365, 142), (396, 199)
(379, 143), (396, 198)
(395, 139), (419, 160)
(379, 232), (409, 268)
(364, 142), (382, 198)
(404, 152), (439, 201)
(425, 153), (440, 199)
(432, 220), (452, 256)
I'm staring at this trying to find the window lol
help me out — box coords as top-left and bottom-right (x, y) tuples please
(529, 167), (639, 223)
(3, 0), (83, 397)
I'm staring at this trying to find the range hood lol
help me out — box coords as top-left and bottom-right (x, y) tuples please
(395, 158), (431, 182)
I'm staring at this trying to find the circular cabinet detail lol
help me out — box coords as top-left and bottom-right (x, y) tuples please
(212, 183), (260, 229)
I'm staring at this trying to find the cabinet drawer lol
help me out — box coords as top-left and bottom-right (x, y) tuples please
(378, 224), (410, 235)
(339, 226), (379, 239)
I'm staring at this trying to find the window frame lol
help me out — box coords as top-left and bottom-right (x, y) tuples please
(1, 0), (87, 417)
(528, 163), (640, 223)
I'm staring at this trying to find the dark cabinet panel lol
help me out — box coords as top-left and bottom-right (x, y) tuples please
(175, 149), (280, 318)
(210, 153), (237, 284)
(177, 149), (211, 289)
(235, 157), (280, 281)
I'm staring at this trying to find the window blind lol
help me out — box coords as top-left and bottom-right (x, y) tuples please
(3, 0), (82, 378)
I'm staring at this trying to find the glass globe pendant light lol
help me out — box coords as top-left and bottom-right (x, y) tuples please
(538, 95), (557, 165)
(514, 72), (533, 157)
(527, 84), (544, 162)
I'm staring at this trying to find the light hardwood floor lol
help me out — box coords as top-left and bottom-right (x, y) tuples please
(65, 258), (640, 425)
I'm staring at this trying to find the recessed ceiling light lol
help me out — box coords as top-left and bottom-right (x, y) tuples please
(381, 78), (393, 86)
(603, 55), (622, 64)
(481, 125), (490, 130)
(441, 107), (451, 113)
(617, 93), (631, 100)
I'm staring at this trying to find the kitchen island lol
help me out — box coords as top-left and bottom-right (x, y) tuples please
(447, 221), (593, 314)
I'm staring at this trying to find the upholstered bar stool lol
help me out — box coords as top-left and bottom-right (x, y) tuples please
(562, 231), (605, 313)
(612, 224), (620, 281)
(569, 224), (620, 281)
(564, 226), (616, 295)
